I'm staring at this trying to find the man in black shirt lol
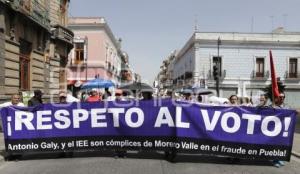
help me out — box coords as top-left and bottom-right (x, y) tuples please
(28, 90), (43, 107)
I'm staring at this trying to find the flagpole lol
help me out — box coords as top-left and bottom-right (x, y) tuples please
(269, 50), (279, 107)
(272, 90), (275, 107)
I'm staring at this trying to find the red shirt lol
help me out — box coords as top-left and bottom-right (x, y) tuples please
(86, 95), (101, 102)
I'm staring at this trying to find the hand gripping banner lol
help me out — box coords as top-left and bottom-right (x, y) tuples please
(0, 99), (297, 161)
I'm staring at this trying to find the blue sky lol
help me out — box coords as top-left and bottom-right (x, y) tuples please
(69, 0), (300, 83)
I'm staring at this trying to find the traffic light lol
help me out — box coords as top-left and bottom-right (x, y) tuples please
(213, 65), (219, 80)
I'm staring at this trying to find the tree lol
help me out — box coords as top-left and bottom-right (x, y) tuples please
(263, 79), (286, 101)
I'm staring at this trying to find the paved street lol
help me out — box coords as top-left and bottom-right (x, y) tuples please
(0, 153), (300, 174)
(0, 130), (300, 174)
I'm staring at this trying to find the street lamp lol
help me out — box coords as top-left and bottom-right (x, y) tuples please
(215, 37), (221, 97)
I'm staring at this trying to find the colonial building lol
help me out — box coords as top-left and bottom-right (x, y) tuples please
(172, 29), (300, 108)
(49, 0), (74, 91)
(120, 51), (133, 84)
(67, 17), (126, 94)
(0, 0), (73, 103)
(156, 50), (177, 92)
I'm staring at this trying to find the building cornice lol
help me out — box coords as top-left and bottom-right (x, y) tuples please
(68, 18), (120, 51)
(176, 31), (300, 62)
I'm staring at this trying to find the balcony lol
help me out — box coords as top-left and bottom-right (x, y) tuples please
(207, 69), (226, 80)
(251, 70), (269, 80)
(160, 74), (167, 81)
(285, 71), (300, 81)
(51, 25), (74, 47)
(3, 0), (51, 30)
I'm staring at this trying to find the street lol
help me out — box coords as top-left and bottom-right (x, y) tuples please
(0, 152), (300, 174)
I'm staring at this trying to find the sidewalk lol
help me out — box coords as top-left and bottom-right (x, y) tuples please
(0, 133), (3, 162)
(292, 132), (300, 158)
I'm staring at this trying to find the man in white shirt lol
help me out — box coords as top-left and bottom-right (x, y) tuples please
(0, 94), (25, 131)
(0, 94), (25, 107)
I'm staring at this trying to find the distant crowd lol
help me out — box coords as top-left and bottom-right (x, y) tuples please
(0, 87), (289, 111)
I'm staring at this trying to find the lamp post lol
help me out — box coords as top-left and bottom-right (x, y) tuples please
(84, 36), (88, 82)
(217, 37), (221, 57)
(216, 37), (221, 97)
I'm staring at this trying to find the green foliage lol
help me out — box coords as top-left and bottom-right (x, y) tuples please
(263, 81), (286, 101)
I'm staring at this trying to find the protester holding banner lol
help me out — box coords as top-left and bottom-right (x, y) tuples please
(240, 97), (252, 106)
(0, 94), (24, 131)
(274, 93), (289, 109)
(183, 93), (192, 101)
(115, 89), (124, 101)
(272, 92), (289, 167)
(58, 91), (67, 104)
(86, 89), (102, 102)
(102, 88), (112, 100)
(0, 94), (25, 108)
(257, 94), (268, 107)
(141, 91), (153, 100)
(229, 95), (239, 105)
(28, 90), (43, 107)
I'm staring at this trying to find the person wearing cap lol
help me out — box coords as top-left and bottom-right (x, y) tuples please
(58, 91), (67, 103)
(28, 90), (43, 107)
(86, 88), (102, 102)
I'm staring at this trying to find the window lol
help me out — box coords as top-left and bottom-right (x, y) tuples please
(289, 58), (298, 78)
(20, 56), (30, 90)
(19, 39), (32, 90)
(74, 42), (84, 64)
(213, 56), (222, 76)
(256, 58), (264, 77)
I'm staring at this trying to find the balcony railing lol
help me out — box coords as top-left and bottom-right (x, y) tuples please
(51, 25), (74, 46)
(251, 70), (269, 80)
(2, 0), (51, 29)
(285, 71), (300, 80)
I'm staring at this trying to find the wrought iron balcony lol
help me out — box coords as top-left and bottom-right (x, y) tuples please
(251, 70), (269, 80)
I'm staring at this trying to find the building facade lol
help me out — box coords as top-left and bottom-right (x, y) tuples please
(172, 30), (300, 108)
(67, 17), (124, 94)
(156, 50), (177, 93)
(120, 51), (134, 84)
(0, 0), (73, 103)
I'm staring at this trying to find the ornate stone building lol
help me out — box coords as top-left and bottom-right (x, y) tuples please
(0, 0), (73, 103)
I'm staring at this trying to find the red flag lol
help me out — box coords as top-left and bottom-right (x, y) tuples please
(269, 50), (280, 98)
